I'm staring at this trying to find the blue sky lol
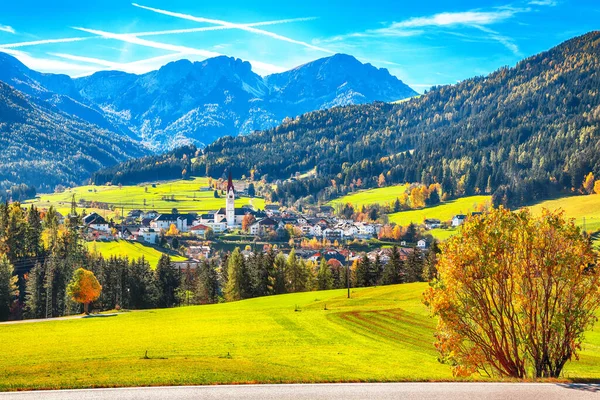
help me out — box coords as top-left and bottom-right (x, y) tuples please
(0, 1), (597, 92)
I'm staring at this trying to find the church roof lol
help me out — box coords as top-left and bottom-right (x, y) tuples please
(227, 170), (235, 194)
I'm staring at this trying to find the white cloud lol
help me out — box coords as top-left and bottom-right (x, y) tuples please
(0, 37), (88, 49)
(0, 25), (15, 34)
(0, 48), (98, 74)
(528, 0), (557, 6)
(73, 27), (285, 74)
(134, 17), (317, 37)
(132, 3), (333, 54)
(391, 10), (520, 29)
(50, 52), (201, 75)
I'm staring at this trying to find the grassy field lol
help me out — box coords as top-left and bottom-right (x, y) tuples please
(329, 185), (410, 208)
(0, 283), (599, 391)
(526, 194), (600, 233)
(86, 240), (188, 268)
(24, 177), (265, 217)
(388, 195), (491, 226)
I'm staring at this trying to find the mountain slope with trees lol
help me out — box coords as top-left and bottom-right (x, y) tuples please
(189, 31), (600, 207)
(0, 81), (147, 195)
(0, 52), (417, 151)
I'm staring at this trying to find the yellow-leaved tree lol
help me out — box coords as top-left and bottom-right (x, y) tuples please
(424, 207), (600, 379)
(67, 268), (102, 315)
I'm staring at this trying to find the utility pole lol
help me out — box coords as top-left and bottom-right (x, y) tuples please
(346, 242), (351, 299)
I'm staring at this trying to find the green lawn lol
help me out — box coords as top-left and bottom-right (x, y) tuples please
(388, 195), (491, 226)
(24, 177), (265, 217)
(329, 184), (410, 208)
(0, 283), (598, 391)
(86, 240), (188, 269)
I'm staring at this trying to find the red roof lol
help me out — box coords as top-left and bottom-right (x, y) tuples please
(191, 224), (209, 231)
(227, 170), (235, 193)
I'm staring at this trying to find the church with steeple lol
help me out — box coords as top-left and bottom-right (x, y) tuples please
(215, 170), (247, 229)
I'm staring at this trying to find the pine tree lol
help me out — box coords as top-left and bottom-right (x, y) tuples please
(405, 247), (424, 283)
(224, 248), (245, 301)
(127, 257), (158, 309)
(285, 248), (310, 293)
(24, 261), (47, 319)
(195, 260), (219, 304)
(0, 255), (16, 321)
(372, 254), (383, 285)
(155, 255), (180, 307)
(355, 254), (371, 287)
(422, 241), (441, 282)
(273, 254), (287, 294)
(381, 246), (403, 285)
(317, 258), (333, 290)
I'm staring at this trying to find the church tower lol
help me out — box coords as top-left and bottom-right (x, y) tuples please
(226, 171), (235, 228)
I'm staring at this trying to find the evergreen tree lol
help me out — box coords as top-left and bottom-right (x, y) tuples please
(372, 254), (383, 285)
(273, 254), (287, 295)
(155, 255), (180, 307)
(127, 257), (158, 309)
(224, 248), (245, 301)
(195, 260), (220, 304)
(0, 254), (16, 321)
(405, 247), (424, 283)
(317, 258), (333, 290)
(285, 248), (308, 292)
(355, 254), (371, 287)
(24, 261), (47, 319)
(381, 246), (403, 285)
(422, 241), (441, 282)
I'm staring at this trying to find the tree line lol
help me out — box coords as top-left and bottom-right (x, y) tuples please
(0, 201), (435, 320)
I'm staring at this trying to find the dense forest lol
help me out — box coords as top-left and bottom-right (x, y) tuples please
(0, 81), (148, 196)
(91, 32), (600, 207)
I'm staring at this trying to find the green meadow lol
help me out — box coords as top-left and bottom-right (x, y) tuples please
(86, 241), (188, 269)
(24, 177), (265, 217)
(388, 195), (491, 226)
(329, 184), (410, 209)
(0, 283), (599, 391)
(526, 194), (600, 233)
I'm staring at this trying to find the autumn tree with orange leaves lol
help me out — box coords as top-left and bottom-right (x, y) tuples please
(424, 207), (600, 379)
(67, 268), (102, 315)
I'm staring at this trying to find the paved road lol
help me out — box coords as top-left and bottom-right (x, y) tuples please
(1, 383), (599, 400)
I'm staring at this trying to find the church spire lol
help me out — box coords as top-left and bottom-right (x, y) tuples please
(227, 170), (235, 194)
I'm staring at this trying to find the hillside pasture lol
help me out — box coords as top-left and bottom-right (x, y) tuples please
(24, 178), (265, 217)
(0, 283), (599, 391)
(329, 184), (410, 209)
(388, 195), (491, 227)
(525, 194), (600, 233)
(86, 240), (188, 269)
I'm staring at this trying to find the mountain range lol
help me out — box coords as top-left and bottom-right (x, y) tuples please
(93, 31), (600, 209)
(0, 52), (417, 150)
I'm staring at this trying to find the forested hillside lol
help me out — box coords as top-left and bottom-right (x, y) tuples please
(199, 31), (600, 206)
(0, 82), (147, 196)
(91, 32), (600, 207)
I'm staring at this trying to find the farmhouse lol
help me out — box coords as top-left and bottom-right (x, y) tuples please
(451, 214), (467, 227)
(83, 212), (110, 232)
(151, 214), (190, 232)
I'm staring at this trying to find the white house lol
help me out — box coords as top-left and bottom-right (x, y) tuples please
(451, 214), (467, 227)
(138, 227), (159, 244)
(417, 239), (428, 249)
(83, 213), (110, 233)
(151, 214), (189, 232)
